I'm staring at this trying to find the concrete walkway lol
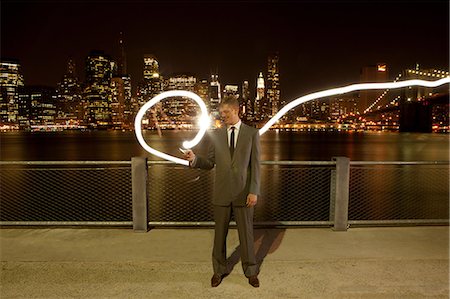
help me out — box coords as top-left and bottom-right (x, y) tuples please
(0, 226), (448, 298)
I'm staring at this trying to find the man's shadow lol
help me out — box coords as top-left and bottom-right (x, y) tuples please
(226, 227), (286, 273)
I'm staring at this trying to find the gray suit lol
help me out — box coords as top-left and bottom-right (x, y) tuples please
(192, 123), (261, 277)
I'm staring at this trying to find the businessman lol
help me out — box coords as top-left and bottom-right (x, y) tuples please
(184, 96), (261, 288)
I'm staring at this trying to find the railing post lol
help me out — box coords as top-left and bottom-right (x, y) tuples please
(329, 168), (336, 222)
(132, 157), (148, 232)
(332, 157), (350, 231)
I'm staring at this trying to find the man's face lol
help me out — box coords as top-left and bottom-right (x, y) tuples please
(219, 104), (239, 126)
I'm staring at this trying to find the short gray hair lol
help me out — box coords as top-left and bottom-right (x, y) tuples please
(220, 96), (239, 110)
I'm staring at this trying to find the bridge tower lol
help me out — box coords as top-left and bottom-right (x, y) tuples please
(399, 68), (448, 132)
(399, 98), (432, 133)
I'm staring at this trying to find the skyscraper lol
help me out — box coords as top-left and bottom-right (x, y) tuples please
(242, 80), (252, 121)
(111, 34), (132, 129)
(267, 53), (281, 116)
(111, 76), (129, 129)
(83, 50), (115, 127)
(255, 72), (265, 120)
(164, 73), (197, 123)
(194, 79), (209, 108)
(19, 86), (56, 126)
(56, 58), (82, 124)
(0, 59), (24, 126)
(138, 54), (162, 107)
(209, 74), (221, 119)
(143, 55), (160, 80)
(117, 32), (127, 76)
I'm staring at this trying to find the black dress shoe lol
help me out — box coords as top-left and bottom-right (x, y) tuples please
(248, 275), (260, 288)
(211, 274), (222, 287)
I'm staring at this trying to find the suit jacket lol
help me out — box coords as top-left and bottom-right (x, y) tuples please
(192, 122), (261, 206)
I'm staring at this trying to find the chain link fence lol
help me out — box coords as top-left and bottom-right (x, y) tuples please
(147, 163), (334, 225)
(348, 162), (449, 224)
(1, 160), (448, 227)
(0, 162), (132, 225)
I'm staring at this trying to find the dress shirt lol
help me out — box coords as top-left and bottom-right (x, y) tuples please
(227, 120), (242, 148)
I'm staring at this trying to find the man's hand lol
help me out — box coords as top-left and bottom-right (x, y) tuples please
(246, 193), (257, 207)
(184, 150), (195, 162)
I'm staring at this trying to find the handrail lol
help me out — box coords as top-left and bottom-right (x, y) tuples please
(350, 161), (449, 165)
(0, 160), (448, 166)
(0, 161), (132, 165)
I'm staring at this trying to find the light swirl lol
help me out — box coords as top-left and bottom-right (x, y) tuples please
(134, 90), (209, 166)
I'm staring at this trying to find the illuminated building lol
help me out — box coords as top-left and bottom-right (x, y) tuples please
(111, 75), (131, 129)
(19, 86), (56, 126)
(194, 79), (209, 108)
(143, 55), (160, 80)
(330, 95), (358, 122)
(194, 79), (211, 126)
(305, 99), (330, 121)
(267, 53), (281, 116)
(17, 89), (31, 127)
(163, 73), (197, 122)
(0, 59), (24, 126)
(242, 80), (252, 121)
(111, 32), (133, 129)
(209, 74), (221, 118)
(223, 85), (239, 99)
(166, 73), (196, 91)
(83, 50), (115, 127)
(55, 59), (82, 125)
(138, 54), (162, 109)
(359, 63), (389, 113)
(432, 103), (449, 132)
(255, 72), (265, 120)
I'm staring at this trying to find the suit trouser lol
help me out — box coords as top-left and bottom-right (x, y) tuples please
(212, 204), (258, 277)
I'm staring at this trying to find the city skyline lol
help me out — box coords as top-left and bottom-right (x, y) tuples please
(2, 0), (449, 102)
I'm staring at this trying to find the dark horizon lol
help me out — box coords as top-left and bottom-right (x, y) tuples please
(2, 0), (449, 102)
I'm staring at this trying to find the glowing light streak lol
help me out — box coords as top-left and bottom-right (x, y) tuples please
(136, 77), (449, 165)
(134, 90), (210, 166)
(259, 78), (450, 135)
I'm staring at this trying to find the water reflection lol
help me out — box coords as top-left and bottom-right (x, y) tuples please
(1, 131), (449, 161)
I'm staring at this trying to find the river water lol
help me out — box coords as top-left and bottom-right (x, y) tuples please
(1, 130), (449, 161)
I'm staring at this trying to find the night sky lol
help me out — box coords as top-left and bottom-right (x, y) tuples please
(2, 0), (449, 102)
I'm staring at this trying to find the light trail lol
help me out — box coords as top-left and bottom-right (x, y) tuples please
(134, 90), (210, 166)
(135, 77), (450, 165)
(259, 77), (450, 135)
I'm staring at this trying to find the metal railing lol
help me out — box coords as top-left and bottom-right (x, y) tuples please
(0, 159), (448, 231)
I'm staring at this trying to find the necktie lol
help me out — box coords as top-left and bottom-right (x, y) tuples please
(230, 126), (235, 158)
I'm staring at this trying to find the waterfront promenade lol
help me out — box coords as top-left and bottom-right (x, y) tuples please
(0, 226), (448, 298)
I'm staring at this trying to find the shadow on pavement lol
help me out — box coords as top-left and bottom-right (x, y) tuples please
(227, 228), (286, 273)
